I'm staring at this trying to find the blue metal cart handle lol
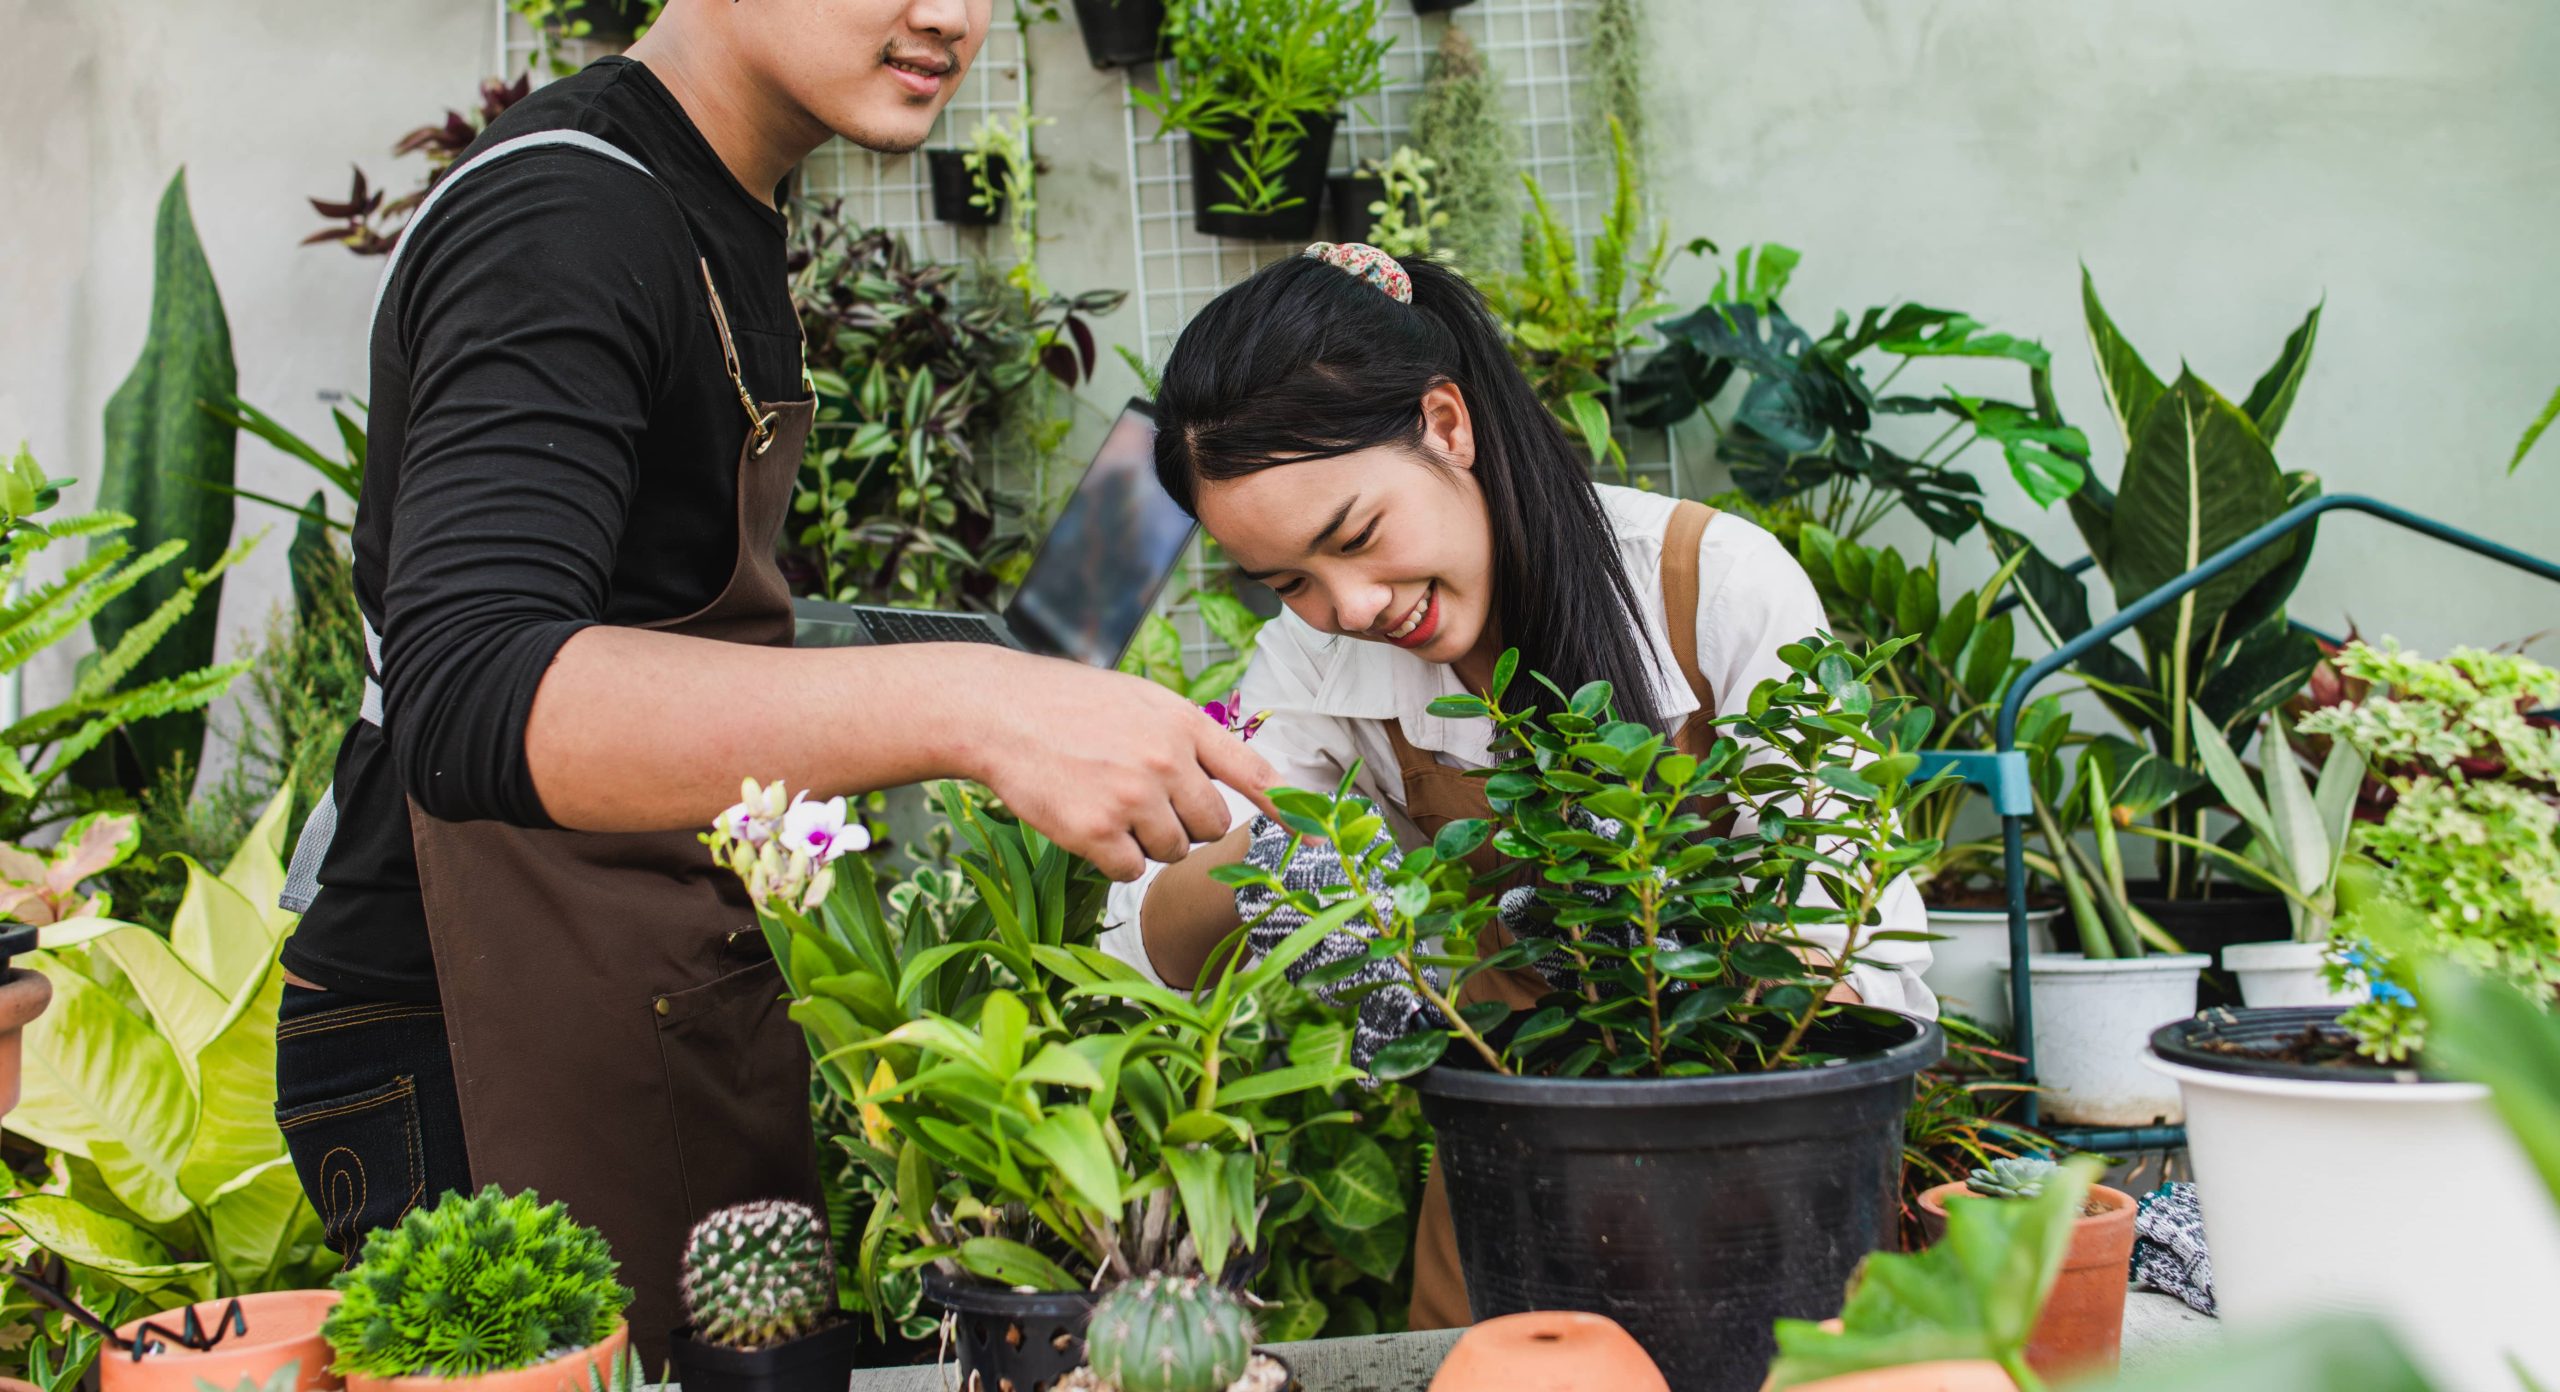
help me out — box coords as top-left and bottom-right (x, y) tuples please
(1973, 493), (2560, 1145)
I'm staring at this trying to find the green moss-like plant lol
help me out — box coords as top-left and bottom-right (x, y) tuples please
(1585, 0), (1646, 176)
(1409, 22), (1516, 276)
(324, 1186), (633, 1378)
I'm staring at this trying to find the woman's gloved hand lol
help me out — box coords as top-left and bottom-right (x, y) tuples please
(1232, 814), (1446, 1072)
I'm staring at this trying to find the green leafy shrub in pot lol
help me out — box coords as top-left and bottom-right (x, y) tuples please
(703, 780), (1369, 1388)
(1133, 0), (1392, 230)
(322, 1186), (631, 1380)
(1230, 634), (1951, 1385)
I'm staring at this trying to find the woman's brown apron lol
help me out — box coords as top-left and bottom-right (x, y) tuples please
(1402, 499), (1720, 1330)
(408, 256), (820, 1366)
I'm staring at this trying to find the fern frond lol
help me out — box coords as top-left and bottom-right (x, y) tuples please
(75, 531), (258, 699)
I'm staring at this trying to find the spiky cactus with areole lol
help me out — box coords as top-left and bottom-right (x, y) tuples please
(1083, 1273), (1257, 1392)
(1966, 1156), (2060, 1199)
(678, 1200), (837, 1350)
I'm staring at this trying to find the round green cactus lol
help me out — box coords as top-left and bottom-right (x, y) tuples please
(679, 1199), (838, 1350)
(324, 1185), (631, 1378)
(1966, 1155), (2060, 1199)
(1084, 1273), (1257, 1392)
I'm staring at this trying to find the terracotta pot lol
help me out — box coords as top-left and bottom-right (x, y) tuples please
(1428, 1310), (1668, 1392)
(103, 1290), (343, 1392)
(1916, 1183), (2136, 1380)
(345, 1322), (628, 1392)
(0, 966), (53, 1118)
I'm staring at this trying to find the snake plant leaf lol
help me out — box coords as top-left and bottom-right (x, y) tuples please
(1766, 1156), (2101, 1388)
(2239, 300), (2323, 445)
(93, 168), (239, 788)
(2187, 706), (2276, 854)
(2109, 372), (2292, 666)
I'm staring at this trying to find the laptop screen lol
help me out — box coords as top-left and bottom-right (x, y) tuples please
(1006, 400), (1196, 667)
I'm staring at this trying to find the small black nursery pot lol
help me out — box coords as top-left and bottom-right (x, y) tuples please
(1070, 0), (1171, 69)
(1190, 114), (1338, 241)
(921, 1273), (1098, 1392)
(1413, 0), (1480, 12)
(926, 149), (1004, 227)
(667, 1320), (869, 1392)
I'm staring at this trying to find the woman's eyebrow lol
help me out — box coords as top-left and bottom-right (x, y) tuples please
(1240, 494), (1361, 581)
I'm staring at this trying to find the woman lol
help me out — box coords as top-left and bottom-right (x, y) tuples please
(1097, 243), (1936, 1326)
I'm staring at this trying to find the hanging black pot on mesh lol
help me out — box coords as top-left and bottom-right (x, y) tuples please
(926, 150), (1004, 227)
(1190, 114), (1338, 241)
(559, 0), (655, 41)
(1413, 0), (1480, 11)
(1070, 0), (1171, 69)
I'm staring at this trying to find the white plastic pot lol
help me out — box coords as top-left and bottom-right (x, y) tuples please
(2148, 1051), (2560, 1390)
(1919, 906), (2059, 1030)
(2220, 939), (2359, 1009)
(1997, 953), (2207, 1125)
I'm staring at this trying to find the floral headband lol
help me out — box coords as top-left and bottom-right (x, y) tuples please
(1302, 241), (1413, 305)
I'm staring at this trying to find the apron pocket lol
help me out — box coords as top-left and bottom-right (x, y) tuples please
(277, 1075), (427, 1260)
(651, 957), (814, 1218)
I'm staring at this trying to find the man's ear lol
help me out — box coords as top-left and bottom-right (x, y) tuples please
(1421, 380), (1476, 472)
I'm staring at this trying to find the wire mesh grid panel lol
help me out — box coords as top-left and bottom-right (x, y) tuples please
(1122, 0), (1686, 669)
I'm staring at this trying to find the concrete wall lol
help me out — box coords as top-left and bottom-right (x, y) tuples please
(4, 0), (2556, 766)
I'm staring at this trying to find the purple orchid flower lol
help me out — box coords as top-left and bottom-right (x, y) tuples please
(1203, 690), (1269, 743)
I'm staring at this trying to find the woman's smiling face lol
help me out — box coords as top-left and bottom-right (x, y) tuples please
(1194, 383), (1497, 665)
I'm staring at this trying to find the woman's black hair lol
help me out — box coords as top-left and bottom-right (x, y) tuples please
(1153, 253), (1665, 731)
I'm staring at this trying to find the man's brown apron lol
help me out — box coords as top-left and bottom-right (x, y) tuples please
(407, 258), (820, 1361)
(1401, 499), (1721, 1330)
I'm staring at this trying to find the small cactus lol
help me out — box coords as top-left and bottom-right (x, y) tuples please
(1084, 1273), (1257, 1392)
(1966, 1156), (2059, 1199)
(679, 1200), (837, 1350)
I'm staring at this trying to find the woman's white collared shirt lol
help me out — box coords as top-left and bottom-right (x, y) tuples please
(1098, 484), (1938, 1017)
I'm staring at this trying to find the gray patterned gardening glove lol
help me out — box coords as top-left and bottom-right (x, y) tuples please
(1232, 814), (1446, 1072)
(1493, 807), (1685, 993)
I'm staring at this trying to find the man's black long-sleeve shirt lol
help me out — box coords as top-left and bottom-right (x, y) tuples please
(282, 58), (806, 1002)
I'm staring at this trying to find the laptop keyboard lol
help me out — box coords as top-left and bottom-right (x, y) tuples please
(865, 608), (1009, 647)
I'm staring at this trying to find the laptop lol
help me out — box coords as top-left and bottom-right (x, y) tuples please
(791, 399), (1194, 667)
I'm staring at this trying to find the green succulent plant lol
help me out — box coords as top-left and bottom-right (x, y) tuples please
(1965, 1156), (2060, 1200)
(1084, 1273), (1257, 1392)
(322, 1186), (632, 1378)
(680, 1199), (837, 1350)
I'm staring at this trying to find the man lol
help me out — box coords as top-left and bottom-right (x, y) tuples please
(272, 0), (1271, 1357)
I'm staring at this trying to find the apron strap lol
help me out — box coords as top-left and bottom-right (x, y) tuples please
(281, 128), (763, 916)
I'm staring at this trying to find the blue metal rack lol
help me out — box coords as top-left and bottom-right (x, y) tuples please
(1916, 492), (2560, 1153)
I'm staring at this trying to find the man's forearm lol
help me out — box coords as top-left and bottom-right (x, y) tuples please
(522, 626), (1005, 831)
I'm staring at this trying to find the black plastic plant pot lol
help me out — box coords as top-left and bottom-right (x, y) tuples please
(1414, 1013), (1943, 1392)
(925, 149), (1004, 227)
(562, 0), (654, 40)
(2148, 1006), (2441, 1084)
(1190, 114), (1339, 242)
(2120, 881), (2291, 1009)
(1070, 0), (1170, 69)
(1413, 0), (1479, 11)
(1326, 174), (1386, 243)
(667, 1320), (869, 1392)
(921, 1272), (1097, 1392)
